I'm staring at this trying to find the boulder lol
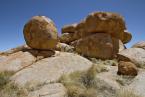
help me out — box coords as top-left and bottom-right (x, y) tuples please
(75, 12), (126, 41)
(118, 48), (145, 68)
(61, 23), (77, 33)
(11, 52), (92, 87)
(59, 33), (76, 44)
(117, 61), (138, 76)
(23, 16), (58, 50)
(132, 41), (145, 50)
(55, 43), (74, 52)
(71, 33), (113, 59)
(28, 83), (67, 97)
(122, 31), (132, 44)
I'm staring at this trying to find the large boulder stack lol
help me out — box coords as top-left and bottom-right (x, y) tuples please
(23, 16), (58, 50)
(60, 12), (132, 59)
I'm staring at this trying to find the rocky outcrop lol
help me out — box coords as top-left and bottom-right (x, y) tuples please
(118, 48), (145, 68)
(1, 12), (145, 97)
(117, 61), (138, 76)
(132, 41), (145, 50)
(60, 12), (132, 59)
(0, 51), (36, 73)
(11, 52), (92, 87)
(23, 16), (58, 50)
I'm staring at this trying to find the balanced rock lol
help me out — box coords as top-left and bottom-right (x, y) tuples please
(117, 61), (138, 76)
(71, 33), (113, 59)
(23, 16), (58, 50)
(132, 41), (145, 50)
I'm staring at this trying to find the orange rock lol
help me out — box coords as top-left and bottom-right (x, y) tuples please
(23, 16), (58, 50)
(117, 61), (138, 76)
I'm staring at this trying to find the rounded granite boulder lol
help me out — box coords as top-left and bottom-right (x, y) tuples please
(23, 16), (58, 50)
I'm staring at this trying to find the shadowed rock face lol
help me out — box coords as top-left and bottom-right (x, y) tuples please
(23, 16), (58, 50)
(71, 33), (114, 59)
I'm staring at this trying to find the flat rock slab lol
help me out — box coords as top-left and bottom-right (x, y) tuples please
(0, 51), (36, 72)
(126, 70), (145, 97)
(28, 83), (67, 97)
(11, 52), (92, 87)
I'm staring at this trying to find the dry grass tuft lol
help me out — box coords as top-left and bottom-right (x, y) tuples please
(116, 88), (143, 97)
(0, 83), (27, 97)
(0, 71), (15, 90)
(59, 64), (104, 97)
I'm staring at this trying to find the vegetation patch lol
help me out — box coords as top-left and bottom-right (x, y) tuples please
(0, 71), (15, 90)
(59, 64), (107, 97)
(0, 71), (27, 97)
(116, 88), (143, 97)
(88, 58), (118, 66)
(0, 83), (27, 97)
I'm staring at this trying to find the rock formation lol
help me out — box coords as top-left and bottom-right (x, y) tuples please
(0, 12), (145, 97)
(60, 12), (131, 59)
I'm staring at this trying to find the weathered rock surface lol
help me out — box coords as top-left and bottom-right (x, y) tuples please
(122, 31), (132, 44)
(71, 33), (113, 59)
(59, 33), (75, 44)
(117, 61), (138, 76)
(0, 51), (36, 73)
(60, 12), (132, 59)
(11, 52), (92, 87)
(62, 12), (127, 41)
(80, 12), (126, 40)
(61, 23), (77, 33)
(23, 16), (58, 50)
(118, 48), (145, 68)
(126, 70), (145, 97)
(28, 83), (67, 97)
(55, 43), (74, 52)
(94, 66), (120, 97)
(132, 41), (145, 50)
(119, 40), (125, 52)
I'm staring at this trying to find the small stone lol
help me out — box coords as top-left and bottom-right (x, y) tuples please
(117, 61), (138, 76)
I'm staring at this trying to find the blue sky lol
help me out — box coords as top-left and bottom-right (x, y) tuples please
(0, 0), (145, 51)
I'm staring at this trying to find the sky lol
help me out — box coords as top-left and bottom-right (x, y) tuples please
(0, 0), (145, 51)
